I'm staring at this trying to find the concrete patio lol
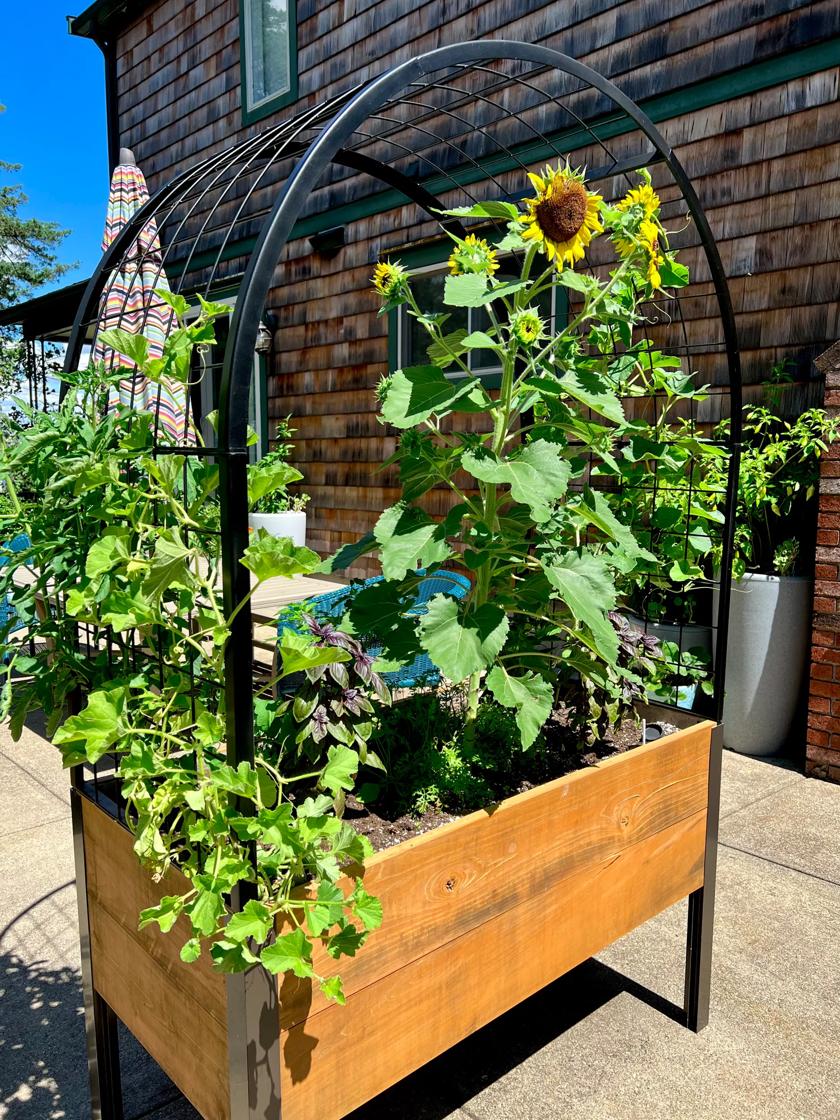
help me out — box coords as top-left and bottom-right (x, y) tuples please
(1, 715), (838, 1120)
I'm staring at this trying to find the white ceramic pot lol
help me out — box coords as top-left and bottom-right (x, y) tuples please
(248, 511), (307, 548)
(713, 573), (811, 756)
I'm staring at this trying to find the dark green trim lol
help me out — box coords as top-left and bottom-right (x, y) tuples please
(239, 0), (299, 126)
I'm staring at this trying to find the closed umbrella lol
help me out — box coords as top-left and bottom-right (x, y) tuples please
(95, 148), (189, 442)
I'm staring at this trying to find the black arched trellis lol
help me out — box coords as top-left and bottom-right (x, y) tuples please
(65, 42), (741, 1118)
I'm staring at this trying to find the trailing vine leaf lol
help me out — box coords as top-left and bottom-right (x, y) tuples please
(240, 532), (321, 582)
(486, 665), (553, 749)
(320, 744), (360, 796)
(224, 900), (274, 944)
(260, 929), (315, 978)
(52, 687), (130, 765)
(417, 596), (509, 683)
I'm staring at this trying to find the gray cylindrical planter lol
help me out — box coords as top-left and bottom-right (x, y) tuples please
(715, 573), (811, 756)
(247, 510), (307, 547)
(627, 613), (713, 658)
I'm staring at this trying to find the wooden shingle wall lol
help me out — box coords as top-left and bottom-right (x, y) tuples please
(109, 1), (840, 566)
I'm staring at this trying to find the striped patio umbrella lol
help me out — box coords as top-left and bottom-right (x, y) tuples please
(94, 151), (190, 442)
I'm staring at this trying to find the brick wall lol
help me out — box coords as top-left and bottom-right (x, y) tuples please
(806, 340), (840, 782)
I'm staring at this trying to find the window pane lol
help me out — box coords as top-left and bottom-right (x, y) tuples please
(247, 0), (291, 107)
(402, 273), (467, 367)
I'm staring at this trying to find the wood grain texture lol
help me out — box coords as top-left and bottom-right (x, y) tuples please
(280, 718), (714, 1030)
(82, 798), (231, 1120)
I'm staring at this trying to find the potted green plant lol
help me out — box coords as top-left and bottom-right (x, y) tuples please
(1, 173), (725, 1120)
(248, 417), (311, 546)
(709, 398), (840, 754)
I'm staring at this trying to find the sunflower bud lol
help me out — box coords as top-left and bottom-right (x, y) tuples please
(447, 234), (500, 277)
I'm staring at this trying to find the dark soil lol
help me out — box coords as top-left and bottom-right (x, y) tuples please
(348, 715), (678, 852)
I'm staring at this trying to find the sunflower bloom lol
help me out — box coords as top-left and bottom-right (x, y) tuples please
(372, 260), (408, 299)
(521, 164), (603, 268)
(639, 219), (665, 290)
(448, 234), (500, 277)
(616, 181), (660, 218)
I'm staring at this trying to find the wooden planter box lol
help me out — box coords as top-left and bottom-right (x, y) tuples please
(75, 712), (720, 1120)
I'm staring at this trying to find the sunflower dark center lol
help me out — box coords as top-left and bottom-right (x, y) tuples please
(535, 181), (588, 243)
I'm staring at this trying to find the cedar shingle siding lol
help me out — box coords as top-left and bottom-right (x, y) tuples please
(107, 1), (840, 561)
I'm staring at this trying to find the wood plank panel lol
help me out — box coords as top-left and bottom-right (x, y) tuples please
(279, 719), (714, 1029)
(280, 807), (707, 1120)
(83, 798), (231, 1120)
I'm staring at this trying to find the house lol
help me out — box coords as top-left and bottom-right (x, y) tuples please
(3, 0), (840, 778)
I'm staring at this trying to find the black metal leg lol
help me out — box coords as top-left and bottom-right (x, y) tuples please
(684, 725), (723, 1032)
(227, 962), (282, 1119)
(91, 992), (124, 1119)
(71, 785), (124, 1119)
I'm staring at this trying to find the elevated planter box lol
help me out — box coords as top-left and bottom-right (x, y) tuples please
(75, 710), (721, 1120)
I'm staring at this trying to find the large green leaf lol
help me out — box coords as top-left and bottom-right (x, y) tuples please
(240, 532), (321, 582)
(320, 744), (359, 796)
(426, 328), (468, 369)
(380, 365), (489, 429)
(260, 928), (314, 978)
(277, 631), (351, 677)
(558, 369), (625, 424)
(417, 595), (509, 682)
(443, 274), (489, 307)
(571, 487), (653, 561)
(545, 551), (618, 663)
(247, 461), (303, 507)
(53, 687), (129, 765)
(462, 440), (571, 523)
(373, 502), (450, 580)
(486, 665), (553, 749)
(224, 899), (273, 945)
(318, 532), (377, 574)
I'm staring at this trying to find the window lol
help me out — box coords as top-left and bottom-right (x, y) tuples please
(394, 257), (560, 385)
(240, 0), (297, 123)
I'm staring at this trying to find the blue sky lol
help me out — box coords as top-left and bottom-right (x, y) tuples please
(2, 1), (109, 294)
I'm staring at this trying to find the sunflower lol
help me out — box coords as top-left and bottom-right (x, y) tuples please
(511, 308), (545, 348)
(638, 219), (665, 290)
(521, 164), (603, 268)
(616, 181), (660, 218)
(371, 260), (408, 299)
(447, 234), (500, 277)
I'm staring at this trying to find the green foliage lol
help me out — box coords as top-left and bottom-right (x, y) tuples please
(0, 303), (384, 1003)
(248, 417), (310, 513)
(0, 151), (72, 417)
(707, 400), (840, 577)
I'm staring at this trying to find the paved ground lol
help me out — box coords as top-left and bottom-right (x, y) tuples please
(1, 715), (838, 1120)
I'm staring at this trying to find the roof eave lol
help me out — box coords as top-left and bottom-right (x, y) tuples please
(68, 0), (154, 42)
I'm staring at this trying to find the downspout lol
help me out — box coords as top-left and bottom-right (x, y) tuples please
(66, 17), (119, 171)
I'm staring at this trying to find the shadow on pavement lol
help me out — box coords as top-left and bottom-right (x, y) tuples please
(0, 883), (192, 1120)
(347, 957), (684, 1119)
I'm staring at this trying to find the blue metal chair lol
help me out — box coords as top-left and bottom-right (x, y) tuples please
(0, 533), (31, 644)
(277, 569), (471, 688)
